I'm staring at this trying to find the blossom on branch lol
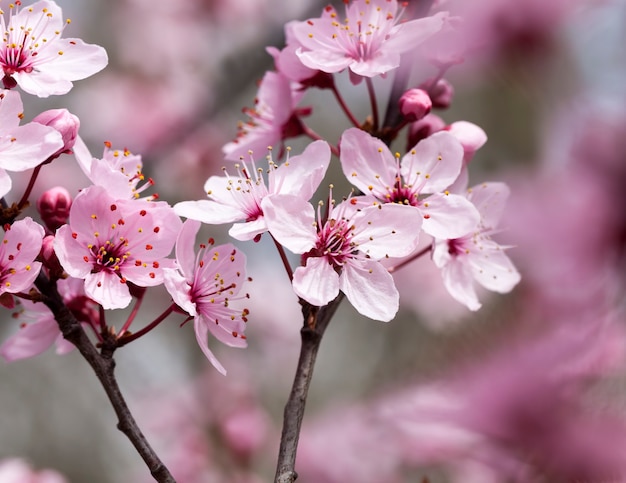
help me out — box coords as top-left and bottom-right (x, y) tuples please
(54, 185), (181, 309)
(176, 140), (330, 242)
(0, 217), (44, 296)
(164, 219), (250, 375)
(222, 71), (310, 161)
(0, 0), (108, 97)
(263, 192), (421, 321)
(340, 127), (479, 239)
(291, 0), (446, 78)
(432, 182), (520, 311)
(0, 89), (63, 197)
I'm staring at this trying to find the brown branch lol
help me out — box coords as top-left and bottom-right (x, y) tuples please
(34, 272), (175, 483)
(274, 294), (344, 483)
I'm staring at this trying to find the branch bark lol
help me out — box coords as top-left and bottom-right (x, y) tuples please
(34, 273), (175, 483)
(274, 294), (344, 483)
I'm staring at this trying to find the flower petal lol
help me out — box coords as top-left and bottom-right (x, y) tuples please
(292, 257), (340, 306)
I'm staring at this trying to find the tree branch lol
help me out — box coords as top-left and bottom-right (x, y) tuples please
(34, 273), (175, 483)
(274, 294), (344, 483)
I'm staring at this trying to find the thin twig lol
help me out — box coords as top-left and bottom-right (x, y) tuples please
(34, 272), (176, 483)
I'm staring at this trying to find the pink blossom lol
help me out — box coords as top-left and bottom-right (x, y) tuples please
(222, 71), (308, 161)
(0, 458), (67, 483)
(164, 220), (249, 375)
(0, 217), (44, 296)
(54, 185), (181, 309)
(0, 89), (63, 197)
(262, 192), (422, 321)
(176, 140), (330, 242)
(0, 277), (96, 361)
(32, 108), (80, 156)
(340, 127), (479, 239)
(73, 139), (155, 200)
(0, 0), (107, 97)
(432, 182), (520, 311)
(291, 1), (446, 78)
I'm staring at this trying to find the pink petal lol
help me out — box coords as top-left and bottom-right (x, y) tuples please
(228, 218), (268, 241)
(163, 269), (197, 317)
(262, 194), (317, 254)
(175, 198), (245, 225)
(270, 140), (331, 200)
(402, 131), (464, 194)
(0, 318), (60, 361)
(469, 243), (521, 293)
(84, 271), (132, 310)
(350, 203), (422, 259)
(0, 123), (63, 170)
(340, 260), (399, 322)
(420, 192), (480, 239)
(175, 219), (202, 280)
(0, 169), (11, 198)
(194, 319), (227, 375)
(340, 128), (397, 198)
(468, 182), (510, 230)
(292, 257), (340, 306)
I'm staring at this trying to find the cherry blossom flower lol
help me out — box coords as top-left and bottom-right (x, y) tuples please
(176, 140), (330, 242)
(432, 182), (520, 311)
(0, 217), (44, 296)
(0, 277), (96, 361)
(340, 127), (479, 239)
(262, 192), (422, 321)
(0, 0), (108, 97)
(54, 185), (181, 310)
(291, 0), (446, 78)
(222, 71), (309, 161)
(0, 89), (63, 197)
(164, 219), (249, 375)
(73, 138), (155, 200)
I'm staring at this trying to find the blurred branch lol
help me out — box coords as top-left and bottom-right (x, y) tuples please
(34, 272), (175, 483)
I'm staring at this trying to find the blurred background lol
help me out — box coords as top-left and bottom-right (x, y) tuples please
(2, 0), (626, 481)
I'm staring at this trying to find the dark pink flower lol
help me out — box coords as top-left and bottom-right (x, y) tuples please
(54, 185), (181, 309)
(0, 217), (44, 296)
(164, 219), (249, 374)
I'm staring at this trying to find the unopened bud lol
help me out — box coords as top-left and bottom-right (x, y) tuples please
(33, 109), (80, 157)
(41, 235), (64, 278)
(423, 78), (454, 109)
(399, 88), (432, 122)
(37, 187), (72, 232)
(406, 113), (446, 151)
(446, 121), (487, 162)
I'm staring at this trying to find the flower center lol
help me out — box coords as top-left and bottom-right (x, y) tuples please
(89, 239), (129, 274)
(310, 217), (355, 269)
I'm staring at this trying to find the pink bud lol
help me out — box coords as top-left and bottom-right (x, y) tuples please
(426, 78), (455, 109)
(399, 88), (432, 122)
(446, 121), (487, 162)
(32, 109), (80, 156)
(37, 187), (72, 232)
(406, 113), (446, 151)
(41, 235), (64, 279)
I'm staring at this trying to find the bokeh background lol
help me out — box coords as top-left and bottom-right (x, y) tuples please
(2, 0), (626, 481)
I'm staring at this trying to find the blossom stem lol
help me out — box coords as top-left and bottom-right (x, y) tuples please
(117, 290), (146, 339)
(116, 303), (177, 347)
(300, 123), (339, 157)
(34, 272), (175, 483)
(331, 83), (361, 128)
(271, 234), (294, 282)
(17, 164), (43, 210)
(366, 77), (379, 132)
(99, 304), (107, 336)
(274, 295), (344, 483)
(387, 244), (433, 273)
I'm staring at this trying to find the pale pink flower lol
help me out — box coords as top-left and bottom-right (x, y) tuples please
(0, 217), (44, 296)
(0, 89), (63, 197)
(73, 138), (155, 200)
(0, 277), (96, 361)
(262, 192), (422, 321)
(0, 0), (107, 97)
(164, 219), (249, 375)
(432, 182), (520, 311)
(291, 1), (446, 78)
(222, 71), (308, 161)
(54, 185), (181, 309)
(340, 127), (479, 239)
(176, 140), (330, 242)
(0, 458), (67, 483)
